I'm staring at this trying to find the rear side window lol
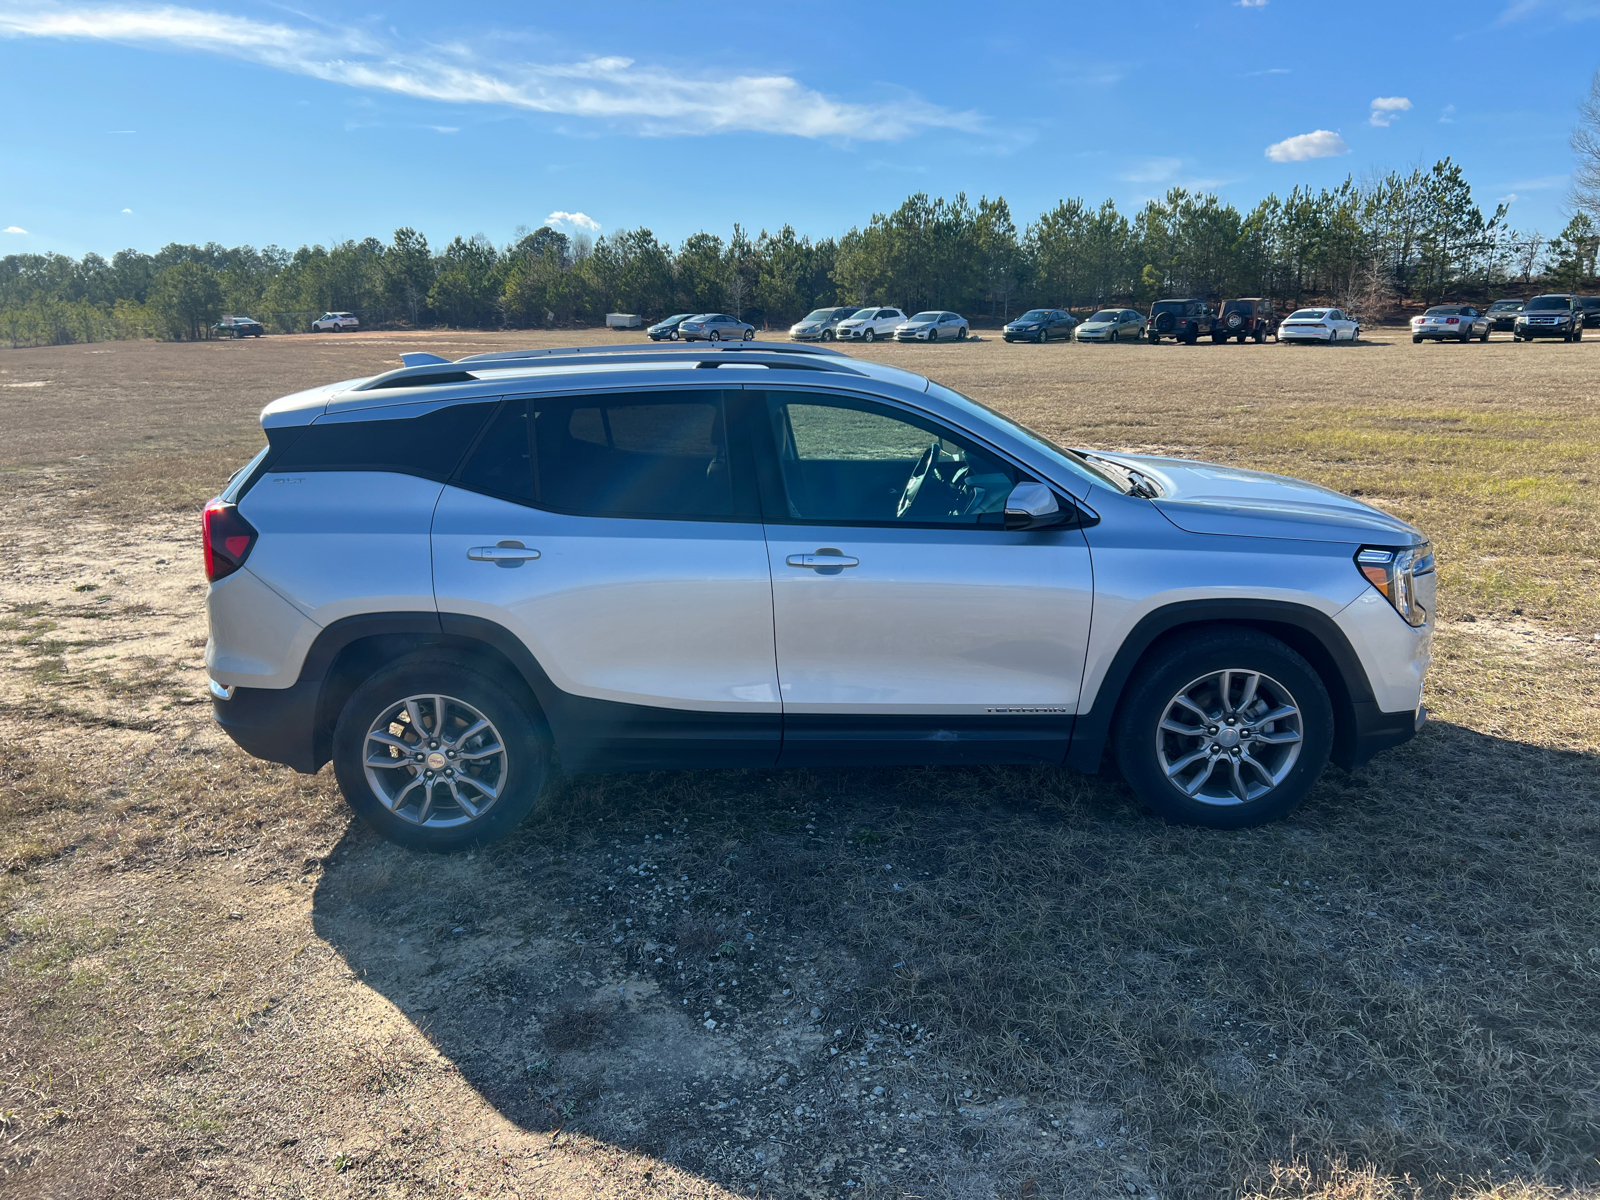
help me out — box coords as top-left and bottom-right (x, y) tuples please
(454, 392), (746, 521)
(266, 402), (494, 481)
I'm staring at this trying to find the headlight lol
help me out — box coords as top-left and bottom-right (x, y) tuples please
(1357, 544), (1433, 627)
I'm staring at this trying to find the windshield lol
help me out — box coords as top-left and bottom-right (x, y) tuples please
(1489, 301), (1522, 311)
(803, 309), (837, 321)
(1526, 297), (1570, 311)
(1017, 310), (1052, 322)
(1087, 311), (1120, 322)
(1288, 310), (1327, 320)
(849, 308), (876, 319)
(909, 312), (940, 323)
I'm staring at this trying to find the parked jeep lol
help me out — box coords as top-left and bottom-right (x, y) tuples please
(1146, 299), (1220, 344)
(1218, 298), (1278, 343)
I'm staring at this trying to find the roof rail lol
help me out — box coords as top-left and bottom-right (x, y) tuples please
(356, 341), (860, 392)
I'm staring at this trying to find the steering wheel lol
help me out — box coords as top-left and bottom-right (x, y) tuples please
(896, 441), (939, 519)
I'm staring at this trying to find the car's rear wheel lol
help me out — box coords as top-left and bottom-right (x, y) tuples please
(1148, 331), (1161, 344)
(1114, 630), (1333, 829)
(332, 656), (550, 851)
(1413, 335), (1423, 344)
(1254, 328), (1266, 344)
(1212, 330), (1228, 344)
(708, 330), (721, 342)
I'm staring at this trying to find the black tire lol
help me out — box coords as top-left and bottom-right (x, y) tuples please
(1255, 328), (1266, 344)
(822, 329), (834, 342)
(332, 655), (550, 851)
(1212, 330), (1228, 344)
(957, 326), (968, 340)
(743, 328), (754, 341)
(1108, 328), (1118, 344)
(1412, 335), (1423, 344)
(1576, 327), (1584, 342)
(863, 329), (875, 343)
(1113, 629), (1333, 829)
(1036, 329), (1046, 344)
(1148, 331), (1161, 344)
(1154, 311), (1176, 335)
(1185, 328), (1199, 345)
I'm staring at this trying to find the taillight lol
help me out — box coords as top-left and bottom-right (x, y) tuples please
(1445, 317), (1459, 324)
(203, 499), (258, 583)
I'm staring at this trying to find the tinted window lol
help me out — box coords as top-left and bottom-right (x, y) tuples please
(457, 400), (534, 502)
(763, 392), (1017, 526)
(268, 402), (494, 480)
(535, 393), (734, 519)
(1525, 297), (1571, 311)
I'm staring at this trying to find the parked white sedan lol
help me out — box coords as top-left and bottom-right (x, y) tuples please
(1278, 308), (1359, 344)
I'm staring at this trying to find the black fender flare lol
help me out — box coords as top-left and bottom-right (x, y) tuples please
(1065, 598), (1379, 774)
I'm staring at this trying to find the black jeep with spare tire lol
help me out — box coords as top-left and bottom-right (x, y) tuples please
(1218, 298), (1278, 343)
(1146, 299), (1220, 345)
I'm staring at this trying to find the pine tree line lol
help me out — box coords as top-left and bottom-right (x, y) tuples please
(3, 157), (1597, 348)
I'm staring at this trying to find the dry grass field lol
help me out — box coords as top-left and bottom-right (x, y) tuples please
(1, 328), (1597, 1200)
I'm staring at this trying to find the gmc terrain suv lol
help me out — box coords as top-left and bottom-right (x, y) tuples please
(206, 342), (1434, 850)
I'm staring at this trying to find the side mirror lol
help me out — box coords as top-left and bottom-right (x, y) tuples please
(1005, 482), (1067, 530)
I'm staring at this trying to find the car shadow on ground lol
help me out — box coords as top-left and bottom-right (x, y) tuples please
(309, 719), (1600, 1198)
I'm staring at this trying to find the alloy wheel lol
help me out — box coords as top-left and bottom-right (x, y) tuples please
(363, 693), (509, 828)
(1154, 669), (1304, 806)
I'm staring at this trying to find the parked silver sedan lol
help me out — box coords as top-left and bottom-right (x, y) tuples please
(1073, 309), (1145, 343)
(1410, 305), (1489, 343)
(788, 306), (860, 342)
(894, 311), (969, 342)
(678, 313), (756, 342)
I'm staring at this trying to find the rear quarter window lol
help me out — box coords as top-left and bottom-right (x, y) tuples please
(265, 402), (495, 481)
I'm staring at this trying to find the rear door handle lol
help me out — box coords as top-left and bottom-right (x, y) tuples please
(786, 552), (859, 571)
(468, 541), (541, 567)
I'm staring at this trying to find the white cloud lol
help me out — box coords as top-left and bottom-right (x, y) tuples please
(1499, 193), (1519, 204)
(1439, 104), (1456, 124)
(4, 226), (26, 234)
(1236, 0), (1269, 7)
(1120, 156), (1182, 183)
(1265, 129), (1349, 162)
(1242, 67), (1291, 76)
(546, 211), (600, 233)
(427, 125), (458, 133)
(120, 207), (132, 213)
(1503, 174), (1568, 193)
(1369, 96), (1412, 127)
(0, 4), (979, 140)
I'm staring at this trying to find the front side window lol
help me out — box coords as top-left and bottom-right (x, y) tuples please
(762, 392), (1017, 526)
(455, 392), (737, 520)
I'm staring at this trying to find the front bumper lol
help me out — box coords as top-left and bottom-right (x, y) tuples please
(894, 330), (933, 341)
(1515, 322), (1572, 338)
(789, 329), (828, 341)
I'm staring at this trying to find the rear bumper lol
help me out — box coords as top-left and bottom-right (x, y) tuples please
(213, 682), (322, 773)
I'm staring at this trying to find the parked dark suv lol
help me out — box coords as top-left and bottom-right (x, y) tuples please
(1217, 298), (1278, 343)
(213, 315), (265, 339)
(1513, 295), (1585, 341)
(1146, 299), (1219, 345)
(1581, 296), (1600, 329)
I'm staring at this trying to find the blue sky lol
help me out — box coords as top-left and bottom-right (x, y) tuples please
(1, 0), (1596, 258)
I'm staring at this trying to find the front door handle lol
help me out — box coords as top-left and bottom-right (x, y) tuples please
(468, 541), (541, 568)
(786, 550), (859, 574)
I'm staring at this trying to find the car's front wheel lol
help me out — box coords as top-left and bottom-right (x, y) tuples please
(1114, 630), (1333, 829)
(332, 656), (550, 851)
(863, 329), (875, 343)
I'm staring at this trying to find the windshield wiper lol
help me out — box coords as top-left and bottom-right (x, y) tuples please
(1080, 452), (1161, 498)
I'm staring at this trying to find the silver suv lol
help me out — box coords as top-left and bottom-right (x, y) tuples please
(206, 343), (1433, 850)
